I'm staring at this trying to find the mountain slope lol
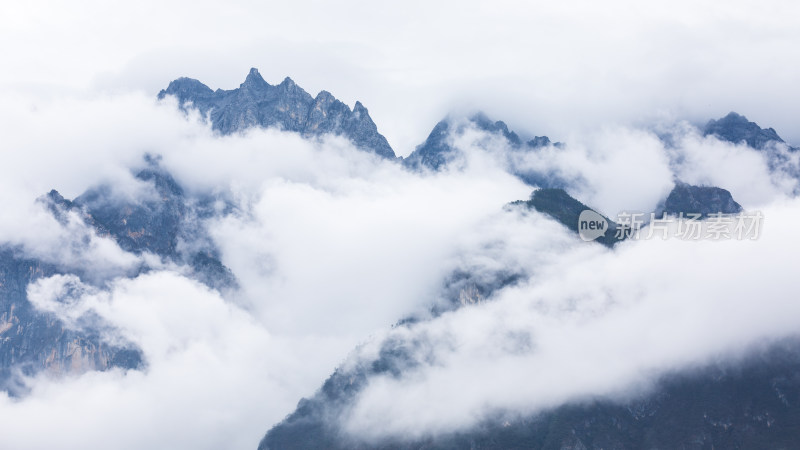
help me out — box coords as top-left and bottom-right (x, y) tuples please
(513, 188), (621, 247)
(403, 113), (565, 188)
(0, 248), (143, 394)
(0, 158), (236, 393)
(260, 336), (800, 450)
(71, 160), (237, 290)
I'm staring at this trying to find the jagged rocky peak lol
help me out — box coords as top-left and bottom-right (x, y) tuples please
(158, 68), (396, 159)
(704, 112), (787, 150)
(314, 90), (335, 103)
(242, 67), (267, 86)
(278, 75), (298, 89)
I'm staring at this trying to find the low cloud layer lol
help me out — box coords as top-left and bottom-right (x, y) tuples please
(0, 93), (533, 449)
(0, 88), (797, 450)
(340, 196), (800, 440)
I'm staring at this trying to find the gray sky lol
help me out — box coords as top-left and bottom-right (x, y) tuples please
(2, 0), (799, 154)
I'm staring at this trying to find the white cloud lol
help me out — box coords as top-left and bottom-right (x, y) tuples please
(341, 196), (800, 440)
(667, 129), (798, 206)
(0, 93), (536, 449)
(4, 271), (348, 450)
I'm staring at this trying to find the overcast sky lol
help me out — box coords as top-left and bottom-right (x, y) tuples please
(2, 0), (799, 154)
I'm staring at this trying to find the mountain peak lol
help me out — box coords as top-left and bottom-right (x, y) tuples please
(721, 111), (746, 122)
(242, 67), (269, 88)
(660, 182), (743, 218)
(704, 111), (785, 149)
(404, 112), (555, 172)
(157, 77), (213, 101)
(158, 70), (395, 158)
(314, 90), (335, 103)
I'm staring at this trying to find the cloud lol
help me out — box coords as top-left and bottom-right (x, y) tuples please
(0, 57), (798, 449)
(667, 128), (798, 205)
(0, 92), (535, 449)
(3, 271), (344, 450)
(339, 196), (800, 441)
(509, 126), (676, 214)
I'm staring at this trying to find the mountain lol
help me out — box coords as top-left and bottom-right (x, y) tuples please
(660, 182), (743, 218)
(511, 188), (621, 247)
(404, 113), (523, 171)
(0, 157), (236, 393)
(702, 112), (799, 188)
(260, 338), (800, 449)
(158, 68), (396, 159)
(0, 248), (143, 395)
(4, 70), (796, 448)
(259, 182), (756, 448)
(403, 113), (565, 188)
(703, 112), (790, 150)
(514, 183), (744, 248)
(70, 158), (237, 290)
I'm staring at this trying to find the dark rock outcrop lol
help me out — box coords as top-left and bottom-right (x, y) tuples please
(704, 112), (787, 150)
(512, 188), (621, 247)
(660, 182), (743, 218)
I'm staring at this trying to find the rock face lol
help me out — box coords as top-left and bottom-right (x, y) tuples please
(0, 248), (143, 394)
(158, 68), (396, 159)
(704, 112), (787, 150)
(661, 182), (743, 218)
(71, 159), (237, 291)
(402, 118), (453, 171)
(0, 157), (236, 393)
